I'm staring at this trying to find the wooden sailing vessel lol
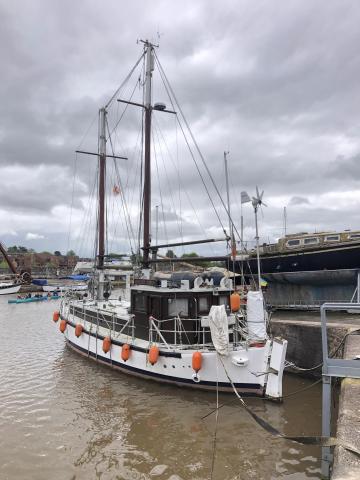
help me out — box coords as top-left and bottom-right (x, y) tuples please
(54, 40), (287, 399)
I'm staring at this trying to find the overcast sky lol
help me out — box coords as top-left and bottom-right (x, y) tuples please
(1, 0), (360, 258)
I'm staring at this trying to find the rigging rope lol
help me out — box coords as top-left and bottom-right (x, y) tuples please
(152, 119), (183, 243)
(107, 75), (141, 141)
(154, 54), (228, 237)
(104, 51), (145, 110)
(152, 128), (170, 250)
(154, 53), (246, 241)
(152, 115), (214, 252)
(210, 357), (220, 480)
(106, 118), (136, 255)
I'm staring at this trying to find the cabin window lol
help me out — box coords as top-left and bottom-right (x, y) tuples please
(219, 296), (229, 307)
(150, 297), (161, 318)
(286, 239), (300, 247)
(134, 294), (147, 312)
(198, 296), (209, 313)
(349, 234), (360, 240)
(168, 298), (189, 317)
(325, 235), (340, 242)
(303, 237), (319, 245)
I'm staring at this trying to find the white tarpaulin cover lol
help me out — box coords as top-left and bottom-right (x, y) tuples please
(208, 305), (229, 356)
(246, 290), (267, 340)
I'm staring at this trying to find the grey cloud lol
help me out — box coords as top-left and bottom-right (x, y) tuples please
(289, 196), (310, 206)
(1, 0), (360, 254)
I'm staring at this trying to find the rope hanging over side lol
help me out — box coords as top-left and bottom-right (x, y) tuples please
(217, 355), (360, 459)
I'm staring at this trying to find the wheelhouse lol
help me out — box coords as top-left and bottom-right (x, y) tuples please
(130, 283), (232, 343)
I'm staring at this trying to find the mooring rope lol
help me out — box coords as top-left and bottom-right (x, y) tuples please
(215, 355), (360, 458)
(210, 356), (220, 480)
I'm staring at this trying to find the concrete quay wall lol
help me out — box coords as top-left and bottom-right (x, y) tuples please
(270, 314), (357, 377)
(271, 314), (360, 477)
(331, 334), (360, 480)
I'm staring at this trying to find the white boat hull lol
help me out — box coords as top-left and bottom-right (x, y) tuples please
(58, 315), (287, 398)
(0, 284), (21, 295)
(43, 284), (88, 292)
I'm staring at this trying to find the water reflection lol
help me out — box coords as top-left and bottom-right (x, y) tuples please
(0, 297), (321, 479)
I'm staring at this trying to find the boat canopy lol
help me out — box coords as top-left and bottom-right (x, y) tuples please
(65, 274), (90, 281)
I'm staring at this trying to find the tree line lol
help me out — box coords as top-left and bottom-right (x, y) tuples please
(6, 246), (76, 256)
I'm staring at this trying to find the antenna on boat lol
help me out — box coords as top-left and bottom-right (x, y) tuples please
(252, 187), (267, 290)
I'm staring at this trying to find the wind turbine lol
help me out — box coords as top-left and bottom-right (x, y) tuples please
(252, 187), (267, 290)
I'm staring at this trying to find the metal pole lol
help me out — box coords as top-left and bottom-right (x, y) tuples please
(254, 206), (261, 290)
(240, 213), (244, 249)
(321, 375), (332, 478)
(320, 304), (332, 478)
(224, 152), (232, 243)
(224, 151), (236, 262)
(155, 205), (159, 246)
(357, 271), (360, 303)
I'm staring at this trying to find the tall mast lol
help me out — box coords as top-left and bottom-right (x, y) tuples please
(142, 41), (154, 268)
(98, 107), (107, 270)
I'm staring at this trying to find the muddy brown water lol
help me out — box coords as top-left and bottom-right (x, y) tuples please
(0, 295), (322, 479)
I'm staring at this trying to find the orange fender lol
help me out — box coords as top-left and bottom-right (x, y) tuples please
(121, 344), (131, 362)
(148, 345), (159, 365)
(59, 319), (67, 333)
(192, 351), (202, 373)
(230, 293), (241, 312)
(102, 336), (111, 353)
(75, 324), (83, 338)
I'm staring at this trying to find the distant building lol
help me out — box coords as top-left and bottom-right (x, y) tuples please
(9, 253), (78, 272)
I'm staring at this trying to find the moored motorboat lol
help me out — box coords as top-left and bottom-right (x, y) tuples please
(0, 282), (21, 295)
